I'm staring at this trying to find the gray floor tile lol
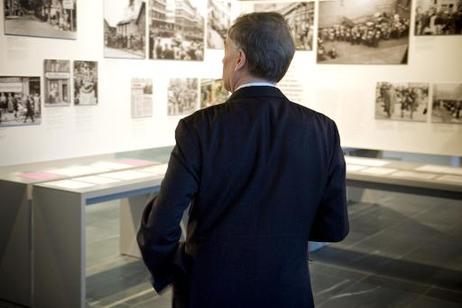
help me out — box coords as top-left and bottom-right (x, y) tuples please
(400, 238), (462, 270)
(406, 294), (462, 308)
(350, 227), (427, 259)
(318, 278), (421, 308)
(425, 286), (462, 304)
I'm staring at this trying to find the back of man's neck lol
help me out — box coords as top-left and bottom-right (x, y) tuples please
(233, 77), (276, 92)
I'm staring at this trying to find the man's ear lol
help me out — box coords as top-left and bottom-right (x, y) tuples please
(234, 49), (247, 72)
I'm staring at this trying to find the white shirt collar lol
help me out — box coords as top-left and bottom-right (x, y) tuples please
(236, 82), (277, 91)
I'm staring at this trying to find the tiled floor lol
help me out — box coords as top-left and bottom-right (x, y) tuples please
(1, 192), (461, 307)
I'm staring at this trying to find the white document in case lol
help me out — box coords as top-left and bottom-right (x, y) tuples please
(47, 165), (97, 177)
(89, 161), (132, 172)
(77, 176), (120, 185)
(100, 170), (153, 181)
(142, 164), (169, 176)
(435, 175), (462, 185)
(360, 167), (397, 176)
(344, 156), (389, 167)
(415, 165), (462, 176)
(390, 171), (436, 181)
(48, 179), (95, 190)
(346, 164), (367, 172)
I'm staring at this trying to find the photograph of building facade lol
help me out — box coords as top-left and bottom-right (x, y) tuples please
(375, 82), (429, 122)
(207, 0), (233, 49)
(317, 0), (411, 64)
(200, 79), (229, 108)
(4, 0), (77, 39)
(415, 0), (462, 35)
(44, 59), (71, 106)
(149, 0), (205, 60)
(0, 76), (41, 127)
(104, 0), (146, 59)
(432, 83), (462, 124)
(253, 1), (314, 51)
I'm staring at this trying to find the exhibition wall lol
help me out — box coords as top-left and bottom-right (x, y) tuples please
(0, 0), (461, 167)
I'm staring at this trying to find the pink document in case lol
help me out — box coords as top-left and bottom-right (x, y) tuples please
(19, 171), (62, 181)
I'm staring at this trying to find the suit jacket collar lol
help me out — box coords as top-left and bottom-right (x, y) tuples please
(228, 86), (287, 102)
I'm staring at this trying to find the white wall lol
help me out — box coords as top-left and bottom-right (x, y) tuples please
(0, 0), (461, 167)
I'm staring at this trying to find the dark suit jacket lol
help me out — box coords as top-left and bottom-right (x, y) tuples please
(137, 86), (349, 308)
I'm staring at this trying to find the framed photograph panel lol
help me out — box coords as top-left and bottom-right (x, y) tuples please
(4, 0), (77, 39)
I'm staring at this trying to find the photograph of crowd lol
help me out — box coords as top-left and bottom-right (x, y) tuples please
(432, 83), (462, 124)
(149, 0), (205, 61)
(415, 0), (462, 35)
(375, 82), (429, 122)
(207, 0), (233, 49)
(131, 78), (153, 118)
(200, 79), (229, 108)
(73, 61), (98, 105)
(44, 59), (71, 106)
(168, 78), (198, 116)
(253, 1), (314, 50)
(0, 76), (41, 127)
(317, 0), (410, 64)
(4, 0), (77, 39)
(104, 0), (146, 59)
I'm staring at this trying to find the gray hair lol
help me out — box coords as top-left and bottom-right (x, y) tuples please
(228, 12), (295, 82)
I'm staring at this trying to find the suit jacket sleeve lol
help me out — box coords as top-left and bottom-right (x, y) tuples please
(137, 119), (200, 292)
(309, 120), (349, 242)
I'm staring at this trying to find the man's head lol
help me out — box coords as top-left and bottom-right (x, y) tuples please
(222, 12), (295, 92)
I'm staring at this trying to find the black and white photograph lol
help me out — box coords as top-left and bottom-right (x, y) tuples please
(317, 0), (411, 64)
(73, 61), (98, 106)
(149, 0), (205, 60)
(415, 0), (462, 35)
(253, 1), (314, 51)
(168, 78), (198, 116)
(131, 78), (153, 118)
(207, 0), (233, 49)
(44, 59), (71, 106)
(0, 76), (41, 127)
(200, 79), (229, 108)
(375, 82), (429, 122)
(104, 0), (146, 59)
(432, 83), (462, 124)
(4, 0), (77, 39)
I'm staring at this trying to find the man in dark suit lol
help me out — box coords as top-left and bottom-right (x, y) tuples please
(137, 12), (349, 308)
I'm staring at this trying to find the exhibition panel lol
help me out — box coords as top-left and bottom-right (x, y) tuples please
(1, 0), (461, 168)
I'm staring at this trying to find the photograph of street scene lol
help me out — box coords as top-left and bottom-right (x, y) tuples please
(168, 78), (198, 115)
(149, 0), (205, 60)
(4, 0), (76, 39)
(432, 83), (462, 124)
(253, 1), (314, 50)
(0, 76), (41, 127)
(375, 82), (429, 122)
(415, 0), (462, 35)
(207, 0), (233, 49)
(104, 0), (146, 59)
(44, 59), (71, 106)
(317, 0), (410, 64)
(73, 61), (98, 105)
(200, 79), (229, 108)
